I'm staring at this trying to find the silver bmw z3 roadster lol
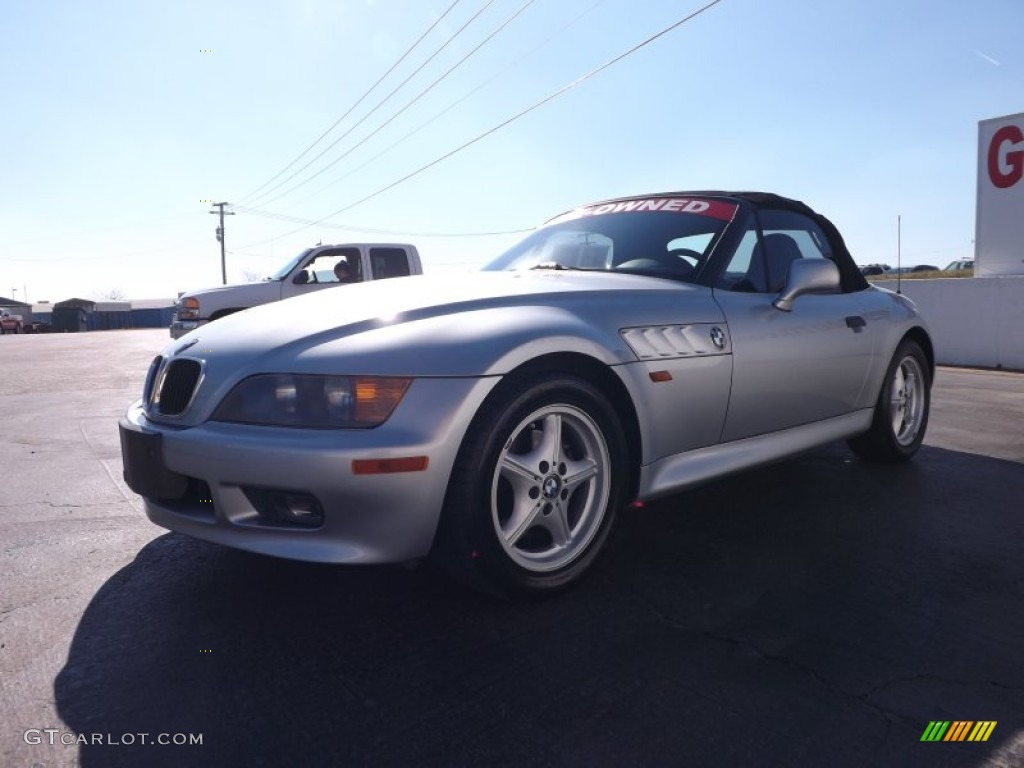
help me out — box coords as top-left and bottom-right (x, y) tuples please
(120, 192), (933, 597)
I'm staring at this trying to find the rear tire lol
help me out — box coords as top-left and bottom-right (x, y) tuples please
(433, 373), (628, 599)
(848, 339), (930, 462)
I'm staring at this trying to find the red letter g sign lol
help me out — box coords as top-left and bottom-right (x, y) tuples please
(988, 125), (1024, 189)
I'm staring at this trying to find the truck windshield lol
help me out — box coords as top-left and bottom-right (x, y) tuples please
(268, 248), (314, 281)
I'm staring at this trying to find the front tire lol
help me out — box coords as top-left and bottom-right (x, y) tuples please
(433, 373), (628, 598)
(848, 339), (930, 462)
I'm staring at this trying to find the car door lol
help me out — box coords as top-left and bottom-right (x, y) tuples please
(713, 209), (877, 442)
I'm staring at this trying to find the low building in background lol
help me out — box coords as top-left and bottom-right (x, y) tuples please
(129, 298), (176, 329)
(52, 298), (92, 332)
(46, 298), (175, 332)
(0, 296), (32, 319)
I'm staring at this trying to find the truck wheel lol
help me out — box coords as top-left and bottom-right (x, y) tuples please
(209, 309), (241, 322)
(434, 373), (627, 599)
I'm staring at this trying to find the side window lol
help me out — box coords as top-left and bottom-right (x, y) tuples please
(719, 210), (834, 293)
(760, 209), (832, 261)
(305, 247), (361, 284)
(370, 247), (413, 279)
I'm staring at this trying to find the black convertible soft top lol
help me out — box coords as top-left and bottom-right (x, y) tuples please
(675, 190), (868, 291)
(581, 190), (869, 292)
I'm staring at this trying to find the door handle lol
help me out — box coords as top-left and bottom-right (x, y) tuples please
(845, 315), (866, 331)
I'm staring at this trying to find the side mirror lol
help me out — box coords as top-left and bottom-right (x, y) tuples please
(773, 259), (840, 311)
(292, 269), (310, 285)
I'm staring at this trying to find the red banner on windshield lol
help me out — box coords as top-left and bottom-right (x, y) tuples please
(573, 197), (737, 221)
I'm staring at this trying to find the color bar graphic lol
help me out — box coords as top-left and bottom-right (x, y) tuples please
(921, 721), (950, 741)
(920, 721), (996, 742)
(967, 722), (998, 742)
(944, 721), (973, 741)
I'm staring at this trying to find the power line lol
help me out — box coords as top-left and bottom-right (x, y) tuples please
(232, 204), (532, 239)
(253, 0), (537, 210)
(248, 0), (726, 244)
(242, 0), (497, 209)
(282, 0), (609, 209)
(235, 0), (463, 206)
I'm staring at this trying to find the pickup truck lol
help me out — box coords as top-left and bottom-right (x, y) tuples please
(0, 308), (25, 334)
(171, 243), (422, 339)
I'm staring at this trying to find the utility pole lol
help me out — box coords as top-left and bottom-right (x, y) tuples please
(209, 202), (236, 285)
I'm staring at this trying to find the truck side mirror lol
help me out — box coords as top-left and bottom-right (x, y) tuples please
(293, 269), (310, 285)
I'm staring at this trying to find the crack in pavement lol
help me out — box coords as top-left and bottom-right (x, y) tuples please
(79, 420), (142, 513)
(619, 584), (909, 758)
(621, 584), (1022, 765)
(861, 673), (1024, 697)
(0, 502), (108, 510)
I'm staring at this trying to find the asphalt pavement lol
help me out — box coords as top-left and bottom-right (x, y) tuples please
(1, 329), (1022, 768)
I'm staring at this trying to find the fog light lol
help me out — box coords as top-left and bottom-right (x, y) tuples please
(242, 488), (324, 528)
(282, 493), (319, 522)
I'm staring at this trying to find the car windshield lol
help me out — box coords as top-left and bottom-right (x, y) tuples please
(268, 248), (314, 281)
(483, 198), (736, 283)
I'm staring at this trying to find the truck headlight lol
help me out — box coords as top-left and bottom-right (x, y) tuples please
(211, 374), (411, 428)
(178, 297), (200, 320)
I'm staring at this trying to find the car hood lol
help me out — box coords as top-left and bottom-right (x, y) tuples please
(168, 270), (715, 357)
(154, 270), (726, 425)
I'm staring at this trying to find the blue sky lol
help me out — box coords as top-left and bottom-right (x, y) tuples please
(1, 0), (1021, 302)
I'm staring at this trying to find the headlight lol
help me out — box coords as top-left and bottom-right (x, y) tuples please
(178, 297), (200, 320)
(211, 374), (411, 428)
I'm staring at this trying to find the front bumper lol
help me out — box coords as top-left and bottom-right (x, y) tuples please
(119, 376), (499, 563)
(169, 319), (202, 339)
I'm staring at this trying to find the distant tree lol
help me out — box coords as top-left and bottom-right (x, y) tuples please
(240, 269), (264, 283)
(95, 288), (126, 301)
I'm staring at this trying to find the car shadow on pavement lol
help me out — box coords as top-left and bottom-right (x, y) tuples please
(54, 443), (1024, 768)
